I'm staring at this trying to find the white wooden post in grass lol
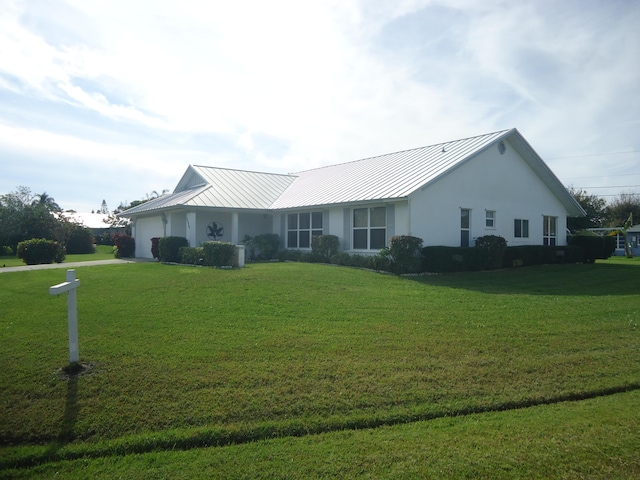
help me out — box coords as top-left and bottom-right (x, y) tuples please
(49, 270), (81, 363)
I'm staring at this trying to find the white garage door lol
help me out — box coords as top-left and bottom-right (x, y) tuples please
(134, 216), (164, 259)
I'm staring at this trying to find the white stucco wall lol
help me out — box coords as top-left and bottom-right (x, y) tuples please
(408, 139), (568, 247)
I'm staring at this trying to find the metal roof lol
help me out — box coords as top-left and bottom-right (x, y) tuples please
(120, 128), (585, 218)
(271, 129), (511, 209)
(120, 166), (296, 216)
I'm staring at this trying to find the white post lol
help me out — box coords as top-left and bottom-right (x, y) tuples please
(49, 270), (81, 363)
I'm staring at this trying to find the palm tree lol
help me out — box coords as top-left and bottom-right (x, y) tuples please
(32, 192), (61, 212)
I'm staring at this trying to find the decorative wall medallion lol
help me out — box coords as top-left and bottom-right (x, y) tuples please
(207, 221), (224, 239)
(498, 140), (506, 155)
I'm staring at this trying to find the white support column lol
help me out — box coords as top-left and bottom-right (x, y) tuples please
(186, 211), (197, 247)
(231, 212), (239, 244)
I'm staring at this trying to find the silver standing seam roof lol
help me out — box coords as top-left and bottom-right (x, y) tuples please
(119, 128), (585, 217)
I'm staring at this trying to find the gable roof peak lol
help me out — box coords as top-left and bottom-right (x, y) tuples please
(292, 128), (514, 175)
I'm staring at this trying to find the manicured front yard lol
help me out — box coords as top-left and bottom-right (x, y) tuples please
(1, 258), (638, 477)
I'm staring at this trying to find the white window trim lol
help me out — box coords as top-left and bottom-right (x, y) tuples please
(485, 210), (496, 229)
(352, 206), (387, 250)
(287, 211), (323, 249)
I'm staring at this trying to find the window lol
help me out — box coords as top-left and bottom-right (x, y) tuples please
(353, 207), (386, 249)
(514, 219), (529, 238)
(485, 210), (495, 229)
(543, 216), (557, 246)
(288, 212), (323, 248)
(460, 209), (471, 247)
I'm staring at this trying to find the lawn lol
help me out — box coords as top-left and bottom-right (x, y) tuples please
(1, 258), (639, 477)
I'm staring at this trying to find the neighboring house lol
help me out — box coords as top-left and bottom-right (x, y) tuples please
(120, 128), (585, 259)
(66, 212), (111, 238)
(626, 225), (640, 256)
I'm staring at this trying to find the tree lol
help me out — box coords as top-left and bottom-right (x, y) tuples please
(99, 199), (109, 214)
(0, 187), (61, 252)
(605, 192), (640, 227)
(32, 192), (61, 212)
(567, 187), (607, 231)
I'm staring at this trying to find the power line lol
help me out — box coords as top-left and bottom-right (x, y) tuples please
(563, 172), (640, 180)
(572, 185), (640, 189)
(548, 150), (640, 160)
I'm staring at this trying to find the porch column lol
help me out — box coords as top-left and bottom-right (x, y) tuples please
(186, 211), (197, 247)
(231, 212), (239, 244)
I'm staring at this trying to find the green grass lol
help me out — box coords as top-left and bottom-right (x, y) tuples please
(1, 258), (639, 477)
(0, 245), (115, 267)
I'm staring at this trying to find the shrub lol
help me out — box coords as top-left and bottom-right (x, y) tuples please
(179, 246), (205, 265)
(422, 246), (490, 273)
(568, 233), (614, 263)
(388, 235), (423, 274)
(474, 235), (507, 270)
(66, 226), (95, 254)
(98, 231), (115, 246)
(113, 233), (135, 258)
(158, 236), (188, 263)
(502, 245), (584, 267)
(329, 252), (351, 266)
(254, 234), (280, 260)
(202, 241), (236, 267)
(151, 237), (160, 260)
(244, 234), (280, 261)
(17, 238), (63, 265)
(311, 235), (340, 262)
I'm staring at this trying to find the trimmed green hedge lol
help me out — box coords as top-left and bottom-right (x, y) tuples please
(422, 246), (490, 273)
(311, 235), (340, 262)
(158, 236), (189, 263)
(202, 241), (236, 267)
(503, 245), (583, 267)
(17, 238), (64, 265)
(66, 226), (95, 254)
(179, 246), (205, 265)
(243, 234), (280, 261)
(568, 234), (615, 263)
(388, 235), (424, 274)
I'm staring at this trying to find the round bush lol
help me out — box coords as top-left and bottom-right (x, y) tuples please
(17, 238), (62, 265)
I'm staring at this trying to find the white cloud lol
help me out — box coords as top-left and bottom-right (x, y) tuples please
(1, 0), (639, 208)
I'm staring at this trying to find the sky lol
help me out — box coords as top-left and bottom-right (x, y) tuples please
(1, 0), (639, 213)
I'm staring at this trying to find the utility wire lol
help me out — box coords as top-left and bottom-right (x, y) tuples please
(548, 150), (640, 160)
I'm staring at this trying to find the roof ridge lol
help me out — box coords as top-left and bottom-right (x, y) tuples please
(291, 128), (514, 175)
(191, 164), (297, 178)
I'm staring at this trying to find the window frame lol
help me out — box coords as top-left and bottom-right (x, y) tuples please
(514, 218), (529, 238)
(287, 211), (323, 249)
(485, 210), (496, 229)
(460, 208), (471, 247)
(543, 216), (557, 246)
(353, 206), (387, 250)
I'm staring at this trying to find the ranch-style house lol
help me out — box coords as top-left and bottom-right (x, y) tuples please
(120, 128), (585, 259)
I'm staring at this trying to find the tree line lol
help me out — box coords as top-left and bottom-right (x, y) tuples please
(0, 186), (165, 255)
(567, 188), (640, 231)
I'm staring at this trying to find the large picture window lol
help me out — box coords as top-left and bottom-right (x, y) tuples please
(287, 212), (322, 248)
(543, 216), (557, 246)
(353, 207), (386, 250)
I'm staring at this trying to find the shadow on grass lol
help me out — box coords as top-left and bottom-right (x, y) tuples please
(4, 382), (640, 471)
(43, 365), (82, 459)
(408, 262), (640, 296)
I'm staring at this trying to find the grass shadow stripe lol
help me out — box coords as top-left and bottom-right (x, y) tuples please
(3, 382), (639, 471)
